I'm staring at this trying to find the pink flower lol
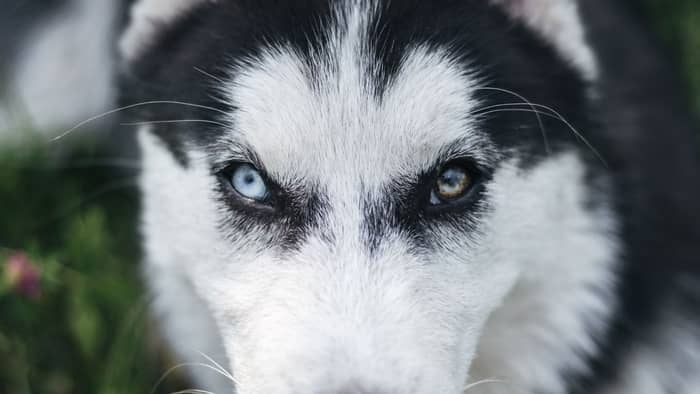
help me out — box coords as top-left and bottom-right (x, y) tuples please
(4, 252), (42, 300)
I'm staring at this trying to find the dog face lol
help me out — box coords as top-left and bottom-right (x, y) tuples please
(124, 1), (618, 393)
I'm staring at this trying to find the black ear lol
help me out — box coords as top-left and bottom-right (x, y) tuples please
(119, 0), (214, 62)
(490, 0), (598, 80)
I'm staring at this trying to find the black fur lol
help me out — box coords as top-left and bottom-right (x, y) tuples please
(566, 1), (700, 392)
(120, 0), (597, 256)
(362, 159), (491, 255)
(119, 1), (700, 392)
(121, 0), (594, 165)
(214, 163), (329, 251)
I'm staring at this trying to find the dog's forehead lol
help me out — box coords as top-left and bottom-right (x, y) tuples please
(217, 9), (486, 187)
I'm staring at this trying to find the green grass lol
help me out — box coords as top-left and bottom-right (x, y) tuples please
(0, 3), (698, 393)
(644, 0), (700, 114)
(0, 139), (186, 394)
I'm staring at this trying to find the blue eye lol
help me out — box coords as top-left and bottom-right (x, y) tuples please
(230, 164), (269, 201)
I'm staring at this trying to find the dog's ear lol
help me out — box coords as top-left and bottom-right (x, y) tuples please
(491, 0), (597, 80)
(119, 0), (214, 62)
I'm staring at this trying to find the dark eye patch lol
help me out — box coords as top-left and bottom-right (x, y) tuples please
(213, 165), (328, 251)
(218, 162), (276, 209)
(362, 158), (492, 253)
(426, 159), (486, 213)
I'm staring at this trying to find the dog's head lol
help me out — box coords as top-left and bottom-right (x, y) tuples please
(121, 1), (617, 392)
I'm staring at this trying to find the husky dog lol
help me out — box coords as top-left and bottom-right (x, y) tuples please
(118, 0), (700, 393)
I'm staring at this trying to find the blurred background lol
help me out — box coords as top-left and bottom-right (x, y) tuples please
(0, 1), (698, 393)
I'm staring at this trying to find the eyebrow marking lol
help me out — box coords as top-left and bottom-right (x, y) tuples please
(435, 137), (500, 170)
(207, 139), (262, 172)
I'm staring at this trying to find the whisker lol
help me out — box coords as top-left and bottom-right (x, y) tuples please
(463, 377), (509, 392)
(150, 362), (236, 394)
(475, 87), (550, 154)
(194, 66), (227, 84)
(52, 101), (229, 142)
(473, 94), (608, 166)
(475, 107), (566, 121)
(198, 352), (238, 384)
(473, 102), (556, 116)
(168, 389), (217, 394)
(520, 101), (608, 167)
(120, 119), (229, 128)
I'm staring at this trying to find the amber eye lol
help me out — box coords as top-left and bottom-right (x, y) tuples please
(430, 165), (473, 205)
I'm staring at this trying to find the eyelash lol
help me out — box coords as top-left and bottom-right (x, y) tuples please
(216, 159), (486, 215)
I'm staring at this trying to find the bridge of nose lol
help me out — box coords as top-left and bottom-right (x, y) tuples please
(313, 379), (407, 394)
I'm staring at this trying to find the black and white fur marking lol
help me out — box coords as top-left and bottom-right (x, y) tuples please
(118, 1), (700, 393)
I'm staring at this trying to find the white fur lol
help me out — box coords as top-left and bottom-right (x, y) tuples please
(467, 155), (617, 393)
(140, 130), (232, 394)
(491, 0), (598, 80)
(138, 3), (618, 393)
(220, 16), (488, 188)
(120, 0), (215, 62)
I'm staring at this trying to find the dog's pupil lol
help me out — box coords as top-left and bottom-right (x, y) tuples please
(440, 168), (467, 191)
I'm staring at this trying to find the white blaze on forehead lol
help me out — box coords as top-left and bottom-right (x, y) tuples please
(221, 4), (485, 190)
